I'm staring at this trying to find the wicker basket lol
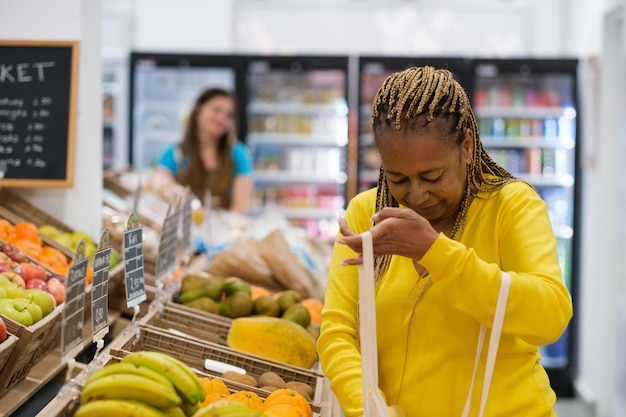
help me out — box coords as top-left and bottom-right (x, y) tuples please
(0, 305), (63, 397)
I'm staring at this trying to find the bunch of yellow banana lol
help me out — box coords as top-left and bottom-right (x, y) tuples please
(74, 351), (206, 417)
(191, 400), (270, 417)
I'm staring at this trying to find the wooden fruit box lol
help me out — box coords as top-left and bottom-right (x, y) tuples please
(0, 334), (17, 378)
(0, 189), (75, 259)
(155, 301), (233, 342)
(0, 305), (63, 397)
(110, 324), (324, 413)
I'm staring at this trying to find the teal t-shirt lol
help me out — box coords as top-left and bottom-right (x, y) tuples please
(157, 142), (253, 178)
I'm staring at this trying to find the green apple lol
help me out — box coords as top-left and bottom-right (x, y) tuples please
(0, 298), (33, 326)
(14, 298), (42, 323)
(23, 288), (55, 316)
(0, 282), (25, 299)
(0, 286), (6, 298)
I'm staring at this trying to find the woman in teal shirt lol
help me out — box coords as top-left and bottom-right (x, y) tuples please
(156, 88), (253, 214)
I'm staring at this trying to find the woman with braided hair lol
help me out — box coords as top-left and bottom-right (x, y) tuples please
(317, 67), (572, 417)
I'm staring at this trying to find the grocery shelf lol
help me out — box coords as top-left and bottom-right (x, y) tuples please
(247, 132), (348, 147)
(474, 106), (576, 119)
(248, 101), (348, 116)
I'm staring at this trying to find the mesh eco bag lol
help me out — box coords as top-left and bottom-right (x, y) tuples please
(358, 231), (511, 417)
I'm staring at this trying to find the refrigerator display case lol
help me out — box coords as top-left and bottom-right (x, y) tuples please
(357, 57), (469, 193)
(129, 53), (242, 171)
(468, 58), (580, 396)
(243, 56), (350, 240)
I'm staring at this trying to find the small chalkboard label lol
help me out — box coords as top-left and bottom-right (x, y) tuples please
(61, 239), (88, 363)
(0, 40), (78, 187)
(156, 208), (178, 284)
(181, 192), (192, 261)
(91, 230), (111, 341)
(123, 212), (146, 307)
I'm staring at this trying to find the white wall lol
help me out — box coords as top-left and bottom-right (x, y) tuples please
(0, 0), (103, 238)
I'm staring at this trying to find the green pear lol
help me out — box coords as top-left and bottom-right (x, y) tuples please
(277, 289), (302, 314)
(253, 295), (281, 317)
(175, 280), (224, 304)
(184, 297), (219, 314)
(217, 291), (253, 318)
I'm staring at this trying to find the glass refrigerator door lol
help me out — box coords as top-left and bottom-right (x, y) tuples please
(245, 58), (349, 241)
(471, 60), (578, 385)
(130, 56), (236, 171)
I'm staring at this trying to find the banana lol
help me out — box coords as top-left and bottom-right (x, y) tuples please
(81, 373), (182, 409)
(161, 406), (187, 417)
(122, 351), (205, 405)
(74, 399), (170, 417)
(192, 400), (269, 417)
(85, 361), (175, 390)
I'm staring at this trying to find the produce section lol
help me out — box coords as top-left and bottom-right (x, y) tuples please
(0, 182), (337, 417)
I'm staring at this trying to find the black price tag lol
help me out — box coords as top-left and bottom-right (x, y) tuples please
(61, 239), (89, 363)
(156, 209), (179, 284)
(123, 212), (146, 308)
(181, 193), (192, 259)
(91, 230), (111, 341)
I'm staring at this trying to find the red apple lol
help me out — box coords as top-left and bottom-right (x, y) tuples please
(48, 273), (67, 286)
(0, 271), (25, 289)
(19, 262), (47, 282)
(25, 278), (48, 291)
(46, 279), (66, 306)
(0, 316), (6, 343)
(0, 263), (12, 273)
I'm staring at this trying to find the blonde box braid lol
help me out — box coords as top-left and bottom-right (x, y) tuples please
(370, 66), (517, 284)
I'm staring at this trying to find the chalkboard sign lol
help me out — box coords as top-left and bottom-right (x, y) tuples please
(0, 40), (78, 187)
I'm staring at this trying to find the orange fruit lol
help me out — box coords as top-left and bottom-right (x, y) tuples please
(202, 393), (228, 407)
(0, 219), (16, 242)
(264, 404), (307, 417)
(12, 238), (42, 258)
(250, 285), (271, 301)
(199, 377), (231, 396)
(263, 389), (312, 417)
(227, 391), (264, 410)
(13, 222), (42, 245)
(301, 298), (323, 325)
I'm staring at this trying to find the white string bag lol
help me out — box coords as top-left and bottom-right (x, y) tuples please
(358, 231), (511, 417)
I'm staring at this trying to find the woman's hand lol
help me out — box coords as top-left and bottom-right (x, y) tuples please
(336, 207), (439, 265)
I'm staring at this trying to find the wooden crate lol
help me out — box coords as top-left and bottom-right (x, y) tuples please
(0, 335), (17, 377)
(0, 305), (63, 397)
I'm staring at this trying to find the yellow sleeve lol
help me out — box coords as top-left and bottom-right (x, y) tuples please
(419, 182), (573, 346)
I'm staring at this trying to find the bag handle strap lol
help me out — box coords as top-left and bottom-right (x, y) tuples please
(359, 231), (391, 417)
(461, 271), (511, 417)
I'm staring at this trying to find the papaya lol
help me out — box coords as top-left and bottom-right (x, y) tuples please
(226, 317), (318, 369)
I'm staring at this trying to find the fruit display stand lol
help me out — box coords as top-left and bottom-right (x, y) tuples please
(109, 320), (327, 414)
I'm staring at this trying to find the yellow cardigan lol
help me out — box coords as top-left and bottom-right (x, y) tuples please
(317, 181), (573, 417)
